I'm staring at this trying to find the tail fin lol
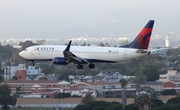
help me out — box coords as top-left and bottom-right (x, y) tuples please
(121, 20), (154, 49)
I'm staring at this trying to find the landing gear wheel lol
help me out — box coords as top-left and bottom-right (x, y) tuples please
(77, 64), (83, 69)
(89, 63), (95, 69)
(32, 60), (35, 66)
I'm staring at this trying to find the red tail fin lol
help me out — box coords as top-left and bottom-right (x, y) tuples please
(121, 20), (154, 49)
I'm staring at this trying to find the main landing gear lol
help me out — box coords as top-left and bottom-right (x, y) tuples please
(27, 60), (35, 66)
(89, 63), (95, 69)
(77, 63), (95, 69)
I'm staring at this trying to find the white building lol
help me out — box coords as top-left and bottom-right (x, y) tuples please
(26, 66), (41, 75)
(159, 70), (180, 82)
(6, 64), (41, 79)
(96, 71), (123, 82)
(165, 34), (171, 47)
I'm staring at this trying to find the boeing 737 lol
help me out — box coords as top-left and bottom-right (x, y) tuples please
(19, 20), (155, 69)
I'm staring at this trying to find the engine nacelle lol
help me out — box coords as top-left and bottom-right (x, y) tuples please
(53, 57), (68, 65)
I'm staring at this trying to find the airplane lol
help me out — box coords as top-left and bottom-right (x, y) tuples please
(19, 20), (155, 69)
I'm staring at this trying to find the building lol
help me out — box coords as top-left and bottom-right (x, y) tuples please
(2, 80), (71, 98)
(70, 81), (136, 97)
(163, 80), (180, 94)
(3, 64), (41, 80)
(17, 64), (26, 80)
(165, 34), (171, 48)
(26, 66), (41, 75)
(68, 71), (124, 83)
(68, 75), (93, 83)
(96, 71), (123, 82)
(140, 81), (163, 92)
(159, 70), (180, 82)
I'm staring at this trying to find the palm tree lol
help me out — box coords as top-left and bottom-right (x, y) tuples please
(119, 78), (128, 110)
(136, 94), (151, 110)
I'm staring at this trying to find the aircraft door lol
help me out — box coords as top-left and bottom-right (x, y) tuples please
(123, 50), (127, 59)
(31, 51), (34, 55)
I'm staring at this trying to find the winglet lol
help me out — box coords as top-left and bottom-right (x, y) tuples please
(64, 40), (72, 51)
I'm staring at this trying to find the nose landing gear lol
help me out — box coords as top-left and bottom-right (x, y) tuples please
(77, 63), (95, 69)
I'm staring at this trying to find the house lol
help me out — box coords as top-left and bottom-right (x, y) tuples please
(96, 71), (123, 82)
(26, 66), (41, 75)
(68, 71), (126, 83)
(91, 76), (106, 82)
(68, 75), (93, 83)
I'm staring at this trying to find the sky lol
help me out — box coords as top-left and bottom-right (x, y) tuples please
(0, 0), (180, 39)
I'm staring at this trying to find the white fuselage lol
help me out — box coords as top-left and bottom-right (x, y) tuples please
(19, 45), (149, 63)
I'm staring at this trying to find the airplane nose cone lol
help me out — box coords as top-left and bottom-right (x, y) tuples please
(19, 51), (24, 57)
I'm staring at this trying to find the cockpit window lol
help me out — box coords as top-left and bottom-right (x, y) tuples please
(24, 49), (28, 51)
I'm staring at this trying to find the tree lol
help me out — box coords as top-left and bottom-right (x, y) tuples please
(106, 104), (123, 110)
(81, 43), (86, 46)
(19, 40), (36, 50)
(86, 100), (109, 110)
(152, 104), (171, 110)
(0, 75), (4, 83)
(39, 76), (48, 81)
(39, 64), (55, 74)
(136, 94), (151, 110)
(36, 39), (46, 45)
(0, 84), (17, 110)
(15, 86), (21, 97)
(75, 100), (123, 110)
(125, 103), (139, 110)
(12, 75), (18, 80)
(57, 92), (71, 98)
(134, 72), (146, 84)
(161, 89), (177, 95)
(120, 40), (129, 46)
(150, 98), (163, 108)
(119, 78), (128, 110)
(166, 49), (172, 56)
(93, 106), (106, 110)
(59, 73), (69, 81)
(166, 96), (180, 104)
(81, 93), (94, 104)
(74, 104), (89, 110)
(171, 103), (180, 110)
(10, 52), (25, 65)
(142, 66), (159, 81)
(99, 43), (105, 47)
(0, 44), (15, 62)
(0, 64), (4, 74)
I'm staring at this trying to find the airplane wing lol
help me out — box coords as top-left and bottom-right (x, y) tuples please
(63, 41), (88, 64)
(150, 47), (170, 55)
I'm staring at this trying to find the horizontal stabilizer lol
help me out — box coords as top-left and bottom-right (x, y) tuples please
(136, 49), (149, 53)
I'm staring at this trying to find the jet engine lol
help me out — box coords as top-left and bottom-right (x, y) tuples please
(53, 57), (68, 65)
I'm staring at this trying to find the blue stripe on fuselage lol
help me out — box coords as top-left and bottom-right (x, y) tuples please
(85, 59), (117, 63)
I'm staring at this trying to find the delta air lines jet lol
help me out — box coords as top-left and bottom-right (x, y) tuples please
(19, 20), (155, 69)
